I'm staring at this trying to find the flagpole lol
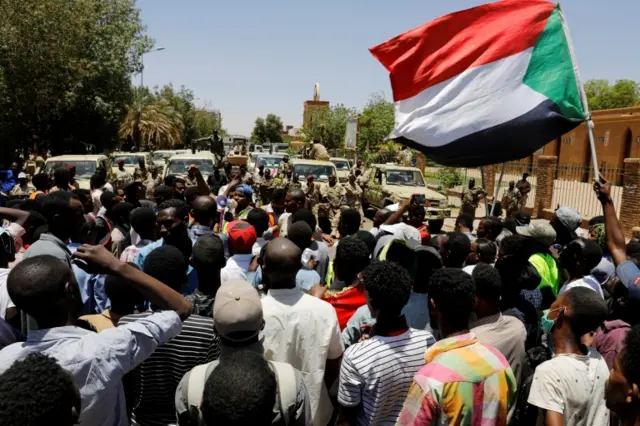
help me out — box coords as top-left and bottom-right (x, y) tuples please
(490, 163), (506, 216)
(558, 1), (599, 180)
(480, 167), (489, 217)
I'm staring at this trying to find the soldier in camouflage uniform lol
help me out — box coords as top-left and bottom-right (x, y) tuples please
(460, 178), (487, 217)
(271, 171), (289, 191)
(306, 141), (330, 161)
(501, 180), (521, 218)
(279, 155), (292, 177)
(320, 174), (346, 237)
(252, 165), (265, 205)
(259, 169), (276, 204)
(143, 165), (162, 200)
(396, 146), (413, 167)
(304, 175), (321, 216)
(344, 173), (364, 219)
(113, 160), (133, 191)
(132, 158), (149, 183)
(239, 164), (253, 184)
(289, 173), (302, 190)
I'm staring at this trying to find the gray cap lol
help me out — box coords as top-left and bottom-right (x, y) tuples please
(213, 279), (263, 342)
(555, 206), (582, 231)
(516, 223), (557, 247)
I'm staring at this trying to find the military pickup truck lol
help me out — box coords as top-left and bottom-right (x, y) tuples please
(363, 163), (451, 218)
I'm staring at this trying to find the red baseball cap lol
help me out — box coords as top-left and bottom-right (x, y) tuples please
(227, 220), (257, 252)
(306, 174), (313, 181)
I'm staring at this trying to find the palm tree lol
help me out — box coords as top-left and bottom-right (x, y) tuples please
(120, 99), (184, 150)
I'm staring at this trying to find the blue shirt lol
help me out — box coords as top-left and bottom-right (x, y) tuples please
(0, 310), (182, 426)
(250, 266), (321, 293)
(0, 170), (17, 194)
(401, 291), (432, 334)
(187, 224), (213, 241)
(68, 243), (109, 314)
(135, 239), (199, 295)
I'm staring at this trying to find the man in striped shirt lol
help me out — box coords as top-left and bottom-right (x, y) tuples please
(397, 269), (516, 426)
(337, 261), (436, 425)
(119, 245), (219, 426)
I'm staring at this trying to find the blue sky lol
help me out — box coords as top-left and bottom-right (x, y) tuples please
(137, 0), (640, 135)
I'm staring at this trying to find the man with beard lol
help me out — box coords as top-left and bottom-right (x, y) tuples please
(135, 199), (199, 295)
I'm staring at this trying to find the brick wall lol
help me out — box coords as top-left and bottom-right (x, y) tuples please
(534, 155), (557, 217)
(620, 158), (640, 237)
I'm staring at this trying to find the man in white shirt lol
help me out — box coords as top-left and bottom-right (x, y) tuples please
(277, 188), (306, 238)
(261, 238), (344, 426)
(221, 220), (257, 284)
(527, 287), (610, 426)
(90, 174), (107, 216)
(0, 245), (193, 426)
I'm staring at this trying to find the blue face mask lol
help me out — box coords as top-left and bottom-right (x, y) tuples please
(541, 306), (565, 335)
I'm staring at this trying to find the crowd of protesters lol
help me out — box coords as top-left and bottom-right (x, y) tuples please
(0, 155), (639, 426)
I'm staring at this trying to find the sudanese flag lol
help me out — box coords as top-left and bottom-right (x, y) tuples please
(370, 0), (586, 167)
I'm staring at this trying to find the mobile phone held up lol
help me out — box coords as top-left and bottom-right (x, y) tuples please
(413, 194), (426, 205)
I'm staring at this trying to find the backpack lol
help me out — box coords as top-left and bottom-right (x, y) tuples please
(509, 345), (551, 426)
(187, 360), (297, 426)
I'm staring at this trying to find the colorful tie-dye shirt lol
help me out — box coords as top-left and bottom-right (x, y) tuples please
(397, 332), (516, 426)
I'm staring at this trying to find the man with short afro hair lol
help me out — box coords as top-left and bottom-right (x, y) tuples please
(528, 287), (609, 425)
(188, 234), (226, 317)
(0, 353), (81, 426)
(337, 261), (436, 425)
(201, 351), (276, 426)
(438, 231), (471, 268)
(398, 268), (516, 425)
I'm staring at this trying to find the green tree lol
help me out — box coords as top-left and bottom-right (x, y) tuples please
(358, 92), (395, 152)
(585, 79), (640, 111)
(193, 109), (224, 140)
(300, 104), (357, 150)
(0, 0), (152, 158)
(251, 114), (284, 143)
(155, 84), (197, 148)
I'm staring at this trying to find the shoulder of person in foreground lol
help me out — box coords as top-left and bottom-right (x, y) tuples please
(174, 359), (312, 426)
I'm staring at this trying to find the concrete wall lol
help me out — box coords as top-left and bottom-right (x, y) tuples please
(538, 106), (640, 170)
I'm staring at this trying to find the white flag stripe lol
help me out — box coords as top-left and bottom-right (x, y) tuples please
(392, 47), (548, 147)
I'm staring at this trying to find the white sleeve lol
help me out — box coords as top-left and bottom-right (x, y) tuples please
(337, 350), (363, 407)
(527, 362), (565, 414)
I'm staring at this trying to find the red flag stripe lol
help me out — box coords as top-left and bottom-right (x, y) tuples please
(369, 0), (555, 102)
